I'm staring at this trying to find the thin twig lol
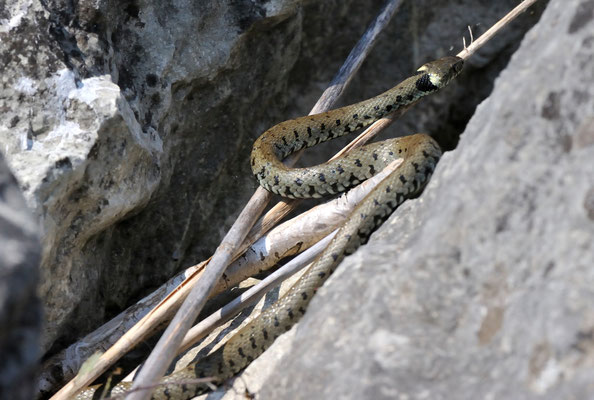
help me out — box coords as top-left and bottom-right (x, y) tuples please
(124, 1), (404, 399)
(457, 0), (540, 60)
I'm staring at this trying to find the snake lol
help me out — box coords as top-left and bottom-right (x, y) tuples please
(74, 55), (463, 399)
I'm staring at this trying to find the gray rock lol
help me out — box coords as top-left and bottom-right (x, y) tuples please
(0, 153), (41, 399)
(260, 0), (594, 398)
(0, 0), (546, 395)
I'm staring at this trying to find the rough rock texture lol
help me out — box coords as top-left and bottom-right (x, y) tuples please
(258, 0), (594, 398)
(0, 154), (41, 399)
(1, 0), (551, 397)
(1, 0), (546, 362)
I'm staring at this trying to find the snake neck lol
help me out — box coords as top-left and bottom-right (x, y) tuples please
(250, 73), (441, 199)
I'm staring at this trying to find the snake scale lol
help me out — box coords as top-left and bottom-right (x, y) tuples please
(75, 56), (463, 399)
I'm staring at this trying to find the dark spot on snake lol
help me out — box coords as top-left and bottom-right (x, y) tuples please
(321, 123), (326, 131)
(422, 150), (430, 158)
(412, 162), (420, 172)
(285, 326), (291, 331)
(386, 104), (393, 112)
(364, 115), (372, 119)
(238, 347), (246, 358)
(337, 165), (345, 174)
(318, 271), (326, 278)
(356, 123), (363, 129)
(308, 185), (316, 196)
(374, 105), (380, 110)
(250, 337), (257, 349)
(182, 384), (188, 393)
(330, 182), (339, 192)
(301, 292), (308, 300)
(164, 387), (171, 396)
(373, 199), (379, 206)
(399, 175), (407, 184)
(407, 94), (414, 101)
(396, 95), (402, 102)
(390, 151), (394, 155)
(299, 307), (306, 314)
(412, 179), (418, 190)
(344, 125), (351, 133)
(282, 126), (287, 130)
(354, 159), (362, 167)
(247, 355), (254, 362)
(294, 130), (299, 139)
(307, 127), (312, 137)
(274, 316), (280, 327)
(259, 166), (266, 176)
(288, 309), (294, 319)
(372, 152), (378, 160)
(415, 73), (439, 92)
(424, 166), (434, 176)
(386, 186), (391, 193)
(319, 173), (326, 182)
(336, 119), (341, 126)
(284, 186), (292, 196)
(345, 234), (352, 240)
(282, 137), (288, 146)
(229, 359), (235, 367)
(398, 149), (402, 153)
(360, 213), (367, 220)
(369, 164), (376, 175)
(294, 178), (303, 186)
(331, 252), (339, 261)
(262, 329), (269, 340)
(353, 113), (358, 119)
(348, 174), (359, 184)
(274, 175), (279, 185)
(251, 157), (255, 166)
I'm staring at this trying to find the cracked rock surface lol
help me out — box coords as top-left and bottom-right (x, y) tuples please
(1, 0), (552, 397)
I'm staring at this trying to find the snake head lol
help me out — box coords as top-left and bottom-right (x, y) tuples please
(416, 56), (464, 88)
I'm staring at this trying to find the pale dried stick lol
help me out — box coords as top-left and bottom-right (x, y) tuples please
(124, 1), (406, 400)
(457, 0), (540, 60)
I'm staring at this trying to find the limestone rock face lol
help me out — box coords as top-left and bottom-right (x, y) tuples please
(259, 0), (594, 398)
(0, 154), (41, 400)
(1, 0), (550, 397)
(1, 0), (544, 357)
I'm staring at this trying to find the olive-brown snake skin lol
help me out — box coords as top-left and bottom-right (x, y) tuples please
(75, 55), (463, 399)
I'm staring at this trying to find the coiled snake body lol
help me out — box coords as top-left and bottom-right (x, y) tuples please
(75, 56), (463, 399)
